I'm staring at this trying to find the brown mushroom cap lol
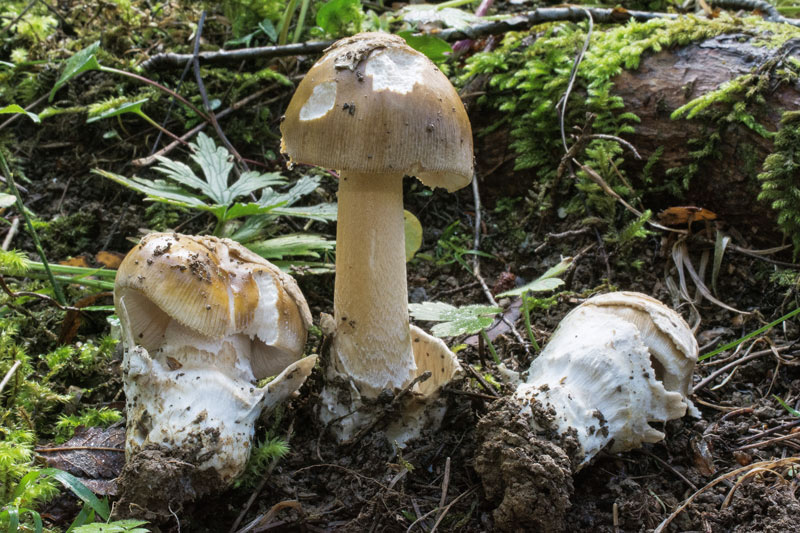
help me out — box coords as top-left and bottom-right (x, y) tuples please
(280, 32), (473, 192)
(114, 233), (311, 379)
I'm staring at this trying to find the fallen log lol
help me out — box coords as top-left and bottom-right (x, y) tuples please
(472, 28), (800, 244)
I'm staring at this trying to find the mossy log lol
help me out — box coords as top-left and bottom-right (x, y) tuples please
(473, 33), (800, 243)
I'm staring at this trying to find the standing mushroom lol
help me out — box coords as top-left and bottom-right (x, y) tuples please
(113, 233), (316, 517)
(280, 32), (473, 440)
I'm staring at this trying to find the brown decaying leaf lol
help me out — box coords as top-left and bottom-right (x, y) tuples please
(38, 426), (125, 496)
(59, 255), (91, 268)
(95, 250), (125, 269)
(658, 206), (718, 226)
(58, 291), (113, 344)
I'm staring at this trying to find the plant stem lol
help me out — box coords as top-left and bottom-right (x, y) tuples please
(480, 328), (501, 365)
(700, 305), (800, 361)
(278, 0), (299, 46)
(521, 291), (540, 351)
(137, 111), (187, 145)
(27, 261), (117, 279)
(292, 0), (312, 43)
(0, 150), (66, 305)
(98, 65), (210, 122)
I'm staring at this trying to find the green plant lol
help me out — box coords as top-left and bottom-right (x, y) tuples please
(93, 132), (336, 266)
(0, 429), (59, 531)
(54, 407), (123, 443)
(233, 433), (290, 488)
(757, 111), (800, 255)
(462, 14), (798, 215)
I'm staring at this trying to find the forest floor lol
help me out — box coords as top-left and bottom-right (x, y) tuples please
(2, 1), (800, 532)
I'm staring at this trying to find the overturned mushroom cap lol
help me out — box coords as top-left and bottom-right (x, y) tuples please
(514, 291), (699, 464)
(114, 233), (312, 377)
(281, 32), (473, 192)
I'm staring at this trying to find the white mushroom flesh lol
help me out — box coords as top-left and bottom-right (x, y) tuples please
(513, 292), (698, 465)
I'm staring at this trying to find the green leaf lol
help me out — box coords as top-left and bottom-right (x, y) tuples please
(399, 5), (478, 28)
(497, 257), (572, 297)
(316, 0), (363, 36)
(0, 104), (40, 123)
(191, 132), (234, 204)
(72, 519), (150, 533)
(246, 234), (335, 259)
(408, 302), (503, 338)
(397, 32), (452, 62)
(38, 468), (109, 520)
(226, 171), (286, 201)
(92, 170), (209, 209)
(86, 99), (148, 123)
(268, 203), (338, 222)
(774, 395), (800, 417)
(259, 19), (278, 42)
(404, 210), (422, 261)
(5, 506), (20, 532)
(50, 42), (102, 102)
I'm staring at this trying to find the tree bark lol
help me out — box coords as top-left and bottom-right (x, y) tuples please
(473, 33), (800, 242)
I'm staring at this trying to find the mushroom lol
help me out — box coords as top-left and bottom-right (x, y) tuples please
(475, 292), (699, 532)
(114, 233), (316, 484)
(280, 32), (472, 440)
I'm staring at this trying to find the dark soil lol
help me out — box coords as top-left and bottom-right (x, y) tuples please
(3, 2), (800, 532)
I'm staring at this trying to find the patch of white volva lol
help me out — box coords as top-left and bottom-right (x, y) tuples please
(365, 48), (428, 94)
(299, 81), (337, 121)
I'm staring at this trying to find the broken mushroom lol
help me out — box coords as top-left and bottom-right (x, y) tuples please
(475, 292), (698, 532)
(281, 32), (472, 441)
(113, 233), (315, 513)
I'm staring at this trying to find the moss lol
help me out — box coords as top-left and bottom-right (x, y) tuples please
(757, 111), (800, 255)
(463, 14), (799, 217)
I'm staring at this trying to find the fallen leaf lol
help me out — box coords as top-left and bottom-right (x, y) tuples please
(95, 250), (125, 269)
(658, 206), (718, 226)
(60, 255), (91, 268)
(38, 426), (125, 496)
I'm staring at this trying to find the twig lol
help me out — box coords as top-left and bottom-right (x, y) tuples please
(141, 6), (708, 70)
(34, 445), (123, 453)
(0, 0), (35, 36)
(557, 7), (593, 155)
(694, 346), (790, 392)
(343, 371), (433, 446)
(0, 360), (21, 396)
(236, 500), (305, 533)
(638, 449), (698, 491)
(2, 217), (19, 251)
(429, 488), (477, 533)
(0, 275), (79, 312)
(470, 176), (527, 350)
(735, 431), (800, 451)
(463, 363), (499, 397)
(191, 11), (248, 172)
(436, 457), (451, 524)
(441, 387), (497, 400)
(132, 85), (281, 166)
(739, 418), (800, 443)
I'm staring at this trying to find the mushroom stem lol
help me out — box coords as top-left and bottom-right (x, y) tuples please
(332, 170), (416, 396)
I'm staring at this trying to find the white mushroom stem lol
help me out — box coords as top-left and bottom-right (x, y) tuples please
(332, 170), (416, 396)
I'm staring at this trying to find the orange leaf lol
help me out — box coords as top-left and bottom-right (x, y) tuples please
(95, 250), (125, 269)
(657, 206), (718, 226)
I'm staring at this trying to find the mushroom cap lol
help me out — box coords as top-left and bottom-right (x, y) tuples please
(280, 32), (473, 192)
(114, 233), (311, 379)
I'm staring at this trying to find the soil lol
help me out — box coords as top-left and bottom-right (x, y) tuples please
(3, 2), (800, 532)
